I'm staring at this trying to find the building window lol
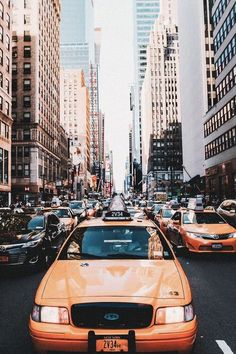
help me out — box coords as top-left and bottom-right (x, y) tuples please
(17, 146), (23, 158)
(0, 25), (3, 42)
(5, 34), (10, 50)
(23, 129), (30, 140)
(23, 62), (31, 74)
(5, 101), (9, 116)
(12, 47), (18, 58)
(12, 130), (16, 140)
(0, 49), (2, 66)
(23, 78), (31, 91)
(24, 30), (31, 41)
(5, 78), (9, 93)
(12, 96), (17, 108)
(12, 63), (17, 75)
(17, 164), (23, 177)
(24, 15), (30, 25)
(23, 112), (31, 122)
(6, 57), (9, 72)
(24, 146), (30, 157)
(0, 2), (3, 19)
(11, 164), (16, 177)
(12, 112), (17, 121)
(24, 164), (30, 177)
(0, 95), (3, 110)
(6, 13), (10, 29)
(24, 46), (31, 58)
(0, 72), (2, 87)
(23, 95), (31, 107)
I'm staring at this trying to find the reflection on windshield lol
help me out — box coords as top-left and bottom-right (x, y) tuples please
(69, 202), (83, 209)
(0, 215), (31, 231)
(183, 212), (226, 224)
(59, 226), (173, 260)
(162, 209), (174, 218)
(53, 209), (70, 218)
(28, 216), (45, 230)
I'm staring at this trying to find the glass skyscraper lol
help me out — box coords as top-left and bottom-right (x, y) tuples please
(133, 0), (161, 162)
(60, 0), (94, 83)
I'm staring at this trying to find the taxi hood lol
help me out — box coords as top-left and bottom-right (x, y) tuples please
(183, 223), (235, 234)
(42, 260), (184, 300)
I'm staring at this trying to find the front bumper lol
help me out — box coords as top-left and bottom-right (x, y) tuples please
(184, 235), (236, 253)
(29, 317), (197, 353)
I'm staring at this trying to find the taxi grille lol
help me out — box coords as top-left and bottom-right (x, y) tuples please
(71, 302), (153, 329)
(201, 234), (231, 240)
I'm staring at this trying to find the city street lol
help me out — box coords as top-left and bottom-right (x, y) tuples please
(0, 254), (235, 354)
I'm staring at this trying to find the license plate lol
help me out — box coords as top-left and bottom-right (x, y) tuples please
(212, 243), (223, 250)
(0, 256), (8, 262)
(96, 336), (128, 352)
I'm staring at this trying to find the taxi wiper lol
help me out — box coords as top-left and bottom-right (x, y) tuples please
(67, 252), (103, 259)
(106, 253), (145, 259)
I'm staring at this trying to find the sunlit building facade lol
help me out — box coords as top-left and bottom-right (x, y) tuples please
(11, 0), (68, 204)
(204, 0), (236, 201)
(0, 0), (12, 206)
(133, 0), (160, 163)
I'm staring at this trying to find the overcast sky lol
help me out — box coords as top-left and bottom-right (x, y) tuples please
(94, 0), (134, 191)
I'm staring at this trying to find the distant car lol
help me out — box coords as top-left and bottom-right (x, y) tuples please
(69, 200), (86, 220)
(166, 209), (236, 253)
(154, 207), (175, 235)
(217, 200), (236, 228)
(51, 207), (78, 234)
(0, 212), (66, 268)
(146, 203), (165, 220)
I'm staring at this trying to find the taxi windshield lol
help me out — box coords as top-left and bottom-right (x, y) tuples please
(52, 209), (71, 218)
(183, 212), (226, 224)
(59, 226), (173, 260)
(162, 209), (174, 218)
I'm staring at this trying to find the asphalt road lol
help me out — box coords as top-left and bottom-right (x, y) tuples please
(0, 254), (235, 354)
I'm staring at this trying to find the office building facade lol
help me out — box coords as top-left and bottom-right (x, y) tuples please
(11, 0), (68, 204)
(0, 0), (12, 206)
(204, 0), (236, 201)
(133, 0), (160, 163)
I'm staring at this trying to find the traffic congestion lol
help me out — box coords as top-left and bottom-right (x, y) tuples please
(0, 195), (235, 354)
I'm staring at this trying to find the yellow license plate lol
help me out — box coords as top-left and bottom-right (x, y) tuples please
(96, 337), (128, 352)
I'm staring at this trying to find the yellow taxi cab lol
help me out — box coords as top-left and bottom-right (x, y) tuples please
(29, 196), (197, 354)
(51, 207), (78, 234)
(166, 206), (236, 253)
(154, 207), (175, 235)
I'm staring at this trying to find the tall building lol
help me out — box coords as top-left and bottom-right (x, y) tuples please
(0, 0), (12, 206)
(60, 0), (94, 84)
(11, 0), (68, 204)
(141, 0), (183, 198)
(204, 0), (236, 201)
(133, 0), (160, 162)
(60, 68), (90, 197)
(178, 0), (216, 185)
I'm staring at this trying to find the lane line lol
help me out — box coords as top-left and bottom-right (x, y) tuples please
(216, 340), (234, 354)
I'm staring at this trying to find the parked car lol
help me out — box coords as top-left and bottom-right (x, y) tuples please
(217, 199), (236, 228)
(0, 212), (67, 268)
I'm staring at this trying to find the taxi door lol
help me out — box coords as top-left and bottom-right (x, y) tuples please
(167, 212), (181, 246)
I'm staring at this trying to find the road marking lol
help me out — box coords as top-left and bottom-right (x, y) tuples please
(216, 340), (234, 354)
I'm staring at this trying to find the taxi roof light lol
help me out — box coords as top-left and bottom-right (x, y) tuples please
(103, 196), (132, 221)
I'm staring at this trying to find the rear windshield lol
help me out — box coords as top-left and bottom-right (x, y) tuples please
(183, 212), (226, 224)
(52, 209), (71, 218)
(59, 226), (174, 260)
(69, 201), (83, 209)
(162, 209), (174, 218)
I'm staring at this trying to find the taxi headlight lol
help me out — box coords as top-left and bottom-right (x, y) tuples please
(155, 304), (194, 324)
(188, 232), (203, 238)
(31, 304), (69, 324)
(228, 232), (236, 238)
